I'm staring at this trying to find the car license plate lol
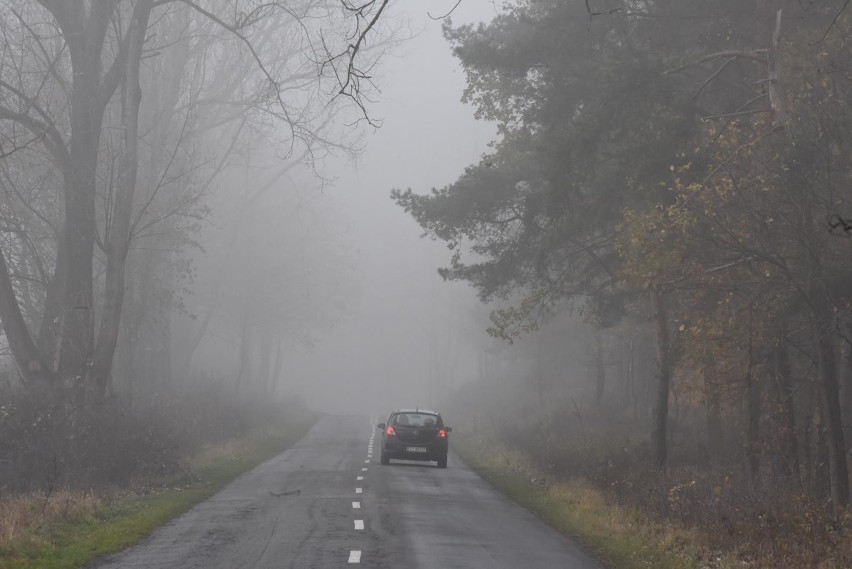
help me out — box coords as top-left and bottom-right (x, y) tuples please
(406, 446), (427, 453)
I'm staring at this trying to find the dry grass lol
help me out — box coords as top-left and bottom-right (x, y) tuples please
(455, 432), (852, 568)
(191, 436), (256, 467)
(456, 439), (706, 568)
(0, 414), (318, 569)
(0, 491), (101, 546)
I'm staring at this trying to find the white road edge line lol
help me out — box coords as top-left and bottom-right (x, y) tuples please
(365, 460), (370, 463)
(362, 467), (368, 471)
(352, 501), (361, 509)
(355, 487), (363, 494)
(354, 519), (364, 530)
(348, 550), (361, 563)
(357, 476), (364, 480)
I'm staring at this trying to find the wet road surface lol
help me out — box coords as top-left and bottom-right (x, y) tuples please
(93, 415), (602, 568)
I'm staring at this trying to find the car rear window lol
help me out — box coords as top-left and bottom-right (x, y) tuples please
(391, 413), (441, 427)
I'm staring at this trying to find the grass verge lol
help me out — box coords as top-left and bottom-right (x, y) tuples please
(0, 416), (318, 569)
(453, 433), (733, 569)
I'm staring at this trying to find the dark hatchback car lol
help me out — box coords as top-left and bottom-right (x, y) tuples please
(377, 410), (452, 468)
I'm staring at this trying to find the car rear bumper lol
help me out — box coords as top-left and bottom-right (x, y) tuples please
(382, 439), (448, 461)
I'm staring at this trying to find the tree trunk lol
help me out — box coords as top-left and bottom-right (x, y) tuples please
(58, 73), (103, 390)
(235, 309), (253, 397)
(813, 397), (831, 501)
(0, 245), (55, 387)
(745, 307), (760, 482)
(766, 9), (788, 128)
(650, 287), (671, 471)
(151, 311), (173, 391)
(52, 4), (124, 393)
(772, 330), (801, 485)
(840, 341), (852, 459)
(269, 336), (284, 396)
(256, 334), (273, 398)
(628, 337), (637, 419)
(594, 330), (605, 406)
(705, 360), (724, 459)
(89, 2), (153, 406)
(37, 232), (68, 369)
(0, 40), (108, 396)
(815, 326), (849, 510)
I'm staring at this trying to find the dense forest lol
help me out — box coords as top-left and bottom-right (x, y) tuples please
(396, 0), (852, 565)
(0, 0), (386, 494)
(3, 0), (852, 566)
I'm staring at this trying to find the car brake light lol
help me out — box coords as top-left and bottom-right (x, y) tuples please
(386, 426), (396, 436)
(438, 429), (446, 438)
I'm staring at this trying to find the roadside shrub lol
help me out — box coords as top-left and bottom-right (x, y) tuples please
(0, 384), (297, 495)
(0, 490), (101, 544)
(444, 381), (852, 567)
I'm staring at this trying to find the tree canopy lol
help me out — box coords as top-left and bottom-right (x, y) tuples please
(395, 0), (852, 509)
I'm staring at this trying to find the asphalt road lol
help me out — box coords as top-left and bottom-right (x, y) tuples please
(93, 415), (602, 568)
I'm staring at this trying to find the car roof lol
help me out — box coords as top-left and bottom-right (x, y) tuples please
(392, 408), (440, 415)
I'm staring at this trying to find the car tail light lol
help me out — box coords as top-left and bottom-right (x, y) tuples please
(438, 429), (446, 438)
(385, 426), (396, 436)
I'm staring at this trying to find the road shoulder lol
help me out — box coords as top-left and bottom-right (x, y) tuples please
(0, 416), (318, 569)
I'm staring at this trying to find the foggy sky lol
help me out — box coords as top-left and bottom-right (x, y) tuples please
(285, 0), (500, 414)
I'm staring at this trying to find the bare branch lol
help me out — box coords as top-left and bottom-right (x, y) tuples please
(815, 0), (851, 44)
(667, 50), (767, 75)
(100, 0), (153, 108)
(0, 105), (70, 171)
(319, 0), (389, 126)
(583, 0), (621, 25)
(428, 0), (463, 21)
(693, 56), (736, 99)
(701, 107), (773, 121)
(158, 0), (303, 155)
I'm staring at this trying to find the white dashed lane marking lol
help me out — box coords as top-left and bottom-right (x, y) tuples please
(347, 429), (373, 565)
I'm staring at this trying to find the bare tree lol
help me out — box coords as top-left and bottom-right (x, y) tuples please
(0, 0), (392, 405)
